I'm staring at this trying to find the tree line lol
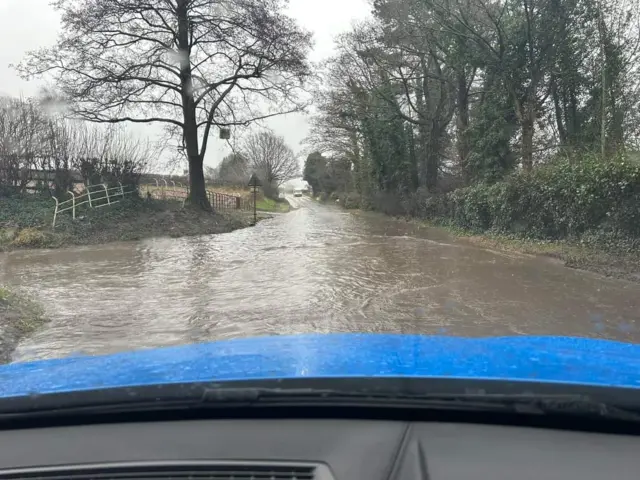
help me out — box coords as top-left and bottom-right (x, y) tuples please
(17, 0), (312, 210)
(13, 0), (640, 218)
(0, 96), (157, 198)
(209, 131), (299, 198)
(304, 0), (640, 204)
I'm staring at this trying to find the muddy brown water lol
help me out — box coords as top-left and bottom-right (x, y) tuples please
(1, 196), (640, 363)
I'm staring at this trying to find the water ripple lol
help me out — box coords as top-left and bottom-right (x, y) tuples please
(1, 200), (640, 362)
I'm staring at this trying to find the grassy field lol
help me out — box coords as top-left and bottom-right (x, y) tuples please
(255, 197), (290, 213)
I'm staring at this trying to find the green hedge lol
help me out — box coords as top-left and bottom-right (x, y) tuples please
(429, 158), (640, 239)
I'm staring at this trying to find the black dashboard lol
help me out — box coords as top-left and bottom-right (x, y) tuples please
(0, 419), (638, 479)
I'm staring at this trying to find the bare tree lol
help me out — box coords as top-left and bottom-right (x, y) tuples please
(217, 153), (250, 186)
(16, 0), (312, 210)
(44, 120), (159, 193)
(204, 165), (217, 183)
(0, 96), (49, 194)
(243, 131), (298, 196)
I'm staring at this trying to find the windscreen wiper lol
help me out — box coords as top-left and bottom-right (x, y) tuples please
(198, 388), (640, 422)
(2, 387), (640, 423)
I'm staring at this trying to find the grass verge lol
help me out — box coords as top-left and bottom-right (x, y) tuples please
(0, 286), (47, 363)
(0, 195), (262, 251)
(255, 197), (290, 213)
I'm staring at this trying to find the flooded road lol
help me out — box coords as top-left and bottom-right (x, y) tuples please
(1, 196), (640, 363)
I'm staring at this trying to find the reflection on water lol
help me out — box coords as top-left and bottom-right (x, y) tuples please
(1, 196), (639, 363)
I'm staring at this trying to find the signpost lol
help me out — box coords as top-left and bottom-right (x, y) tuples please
(248, 173), (262, 226)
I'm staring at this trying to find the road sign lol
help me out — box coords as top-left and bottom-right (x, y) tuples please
(248, 173), (262, 188)
(248, 174), (262, 226)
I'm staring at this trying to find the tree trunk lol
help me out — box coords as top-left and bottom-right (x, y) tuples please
(405, 124), (419, 191)
(551, 76), (567, 145)
(349, 131), (360, 192)
(521, 109), (534, 172)
(564, 84), (579, 153)
(426, 125), (439, 192)
(610, 88), (624, 154)
(188, 153), (209, 208)
(417, 122), (429, 187)
(425, 150), (438, 192)
(597, 7), (607, 160)
(177, 0), (211, 210)
(456, 71), (470, 184)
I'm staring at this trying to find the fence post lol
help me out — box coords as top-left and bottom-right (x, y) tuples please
(103, 184), (110, 205)
(162, 179), (168, 200)
(52, 197), (59, 228)
(85, 185), (92, 208)
(236, 196), (241, 210)
(67, 190), (76, 220)
(118, 181), (124, 198)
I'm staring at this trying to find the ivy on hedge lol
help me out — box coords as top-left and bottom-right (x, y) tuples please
(426, 157), (640, 239)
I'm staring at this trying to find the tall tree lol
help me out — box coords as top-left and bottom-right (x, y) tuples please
(371, 0), (460, 188)
(305, 0), (640, 211)
(0, 97), (48, 194)
(17, 0), (312, 209)
(217, 153), (249, 186)
(305, 53), (371, 193)
(243, 131), (299, 197)
(303, 152), (328, 196)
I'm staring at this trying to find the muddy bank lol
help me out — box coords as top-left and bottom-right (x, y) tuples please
(1, 197), (266, 251)
(0, 287), (46, 363)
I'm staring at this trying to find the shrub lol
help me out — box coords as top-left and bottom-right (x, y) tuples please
(0, 228), (17, 245)
(438, 157), (640, 240)
(367, 191), (404, 215)
(338, 192), (362, 210)
(11, 228), (50, 248)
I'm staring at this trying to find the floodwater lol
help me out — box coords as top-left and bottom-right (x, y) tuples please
(1, 196), (639, 363)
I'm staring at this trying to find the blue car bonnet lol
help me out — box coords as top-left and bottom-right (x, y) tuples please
(1, 334), (639, 398)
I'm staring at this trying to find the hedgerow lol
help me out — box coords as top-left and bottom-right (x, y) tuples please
(431, 157), (640, 240)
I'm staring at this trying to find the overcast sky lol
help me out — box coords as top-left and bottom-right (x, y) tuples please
(0, 0), (371, 172)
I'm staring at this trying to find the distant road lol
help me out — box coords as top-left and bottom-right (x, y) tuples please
(285, 194), (312, 209)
